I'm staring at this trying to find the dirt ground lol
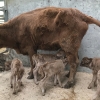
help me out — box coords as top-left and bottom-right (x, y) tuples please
(0, 67), (96, 100)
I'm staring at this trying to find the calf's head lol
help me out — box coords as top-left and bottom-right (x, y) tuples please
(33, 54), (45, 64)
(80, 57), (92, 68)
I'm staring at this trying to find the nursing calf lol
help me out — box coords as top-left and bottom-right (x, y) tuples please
(32, 50), (67, 85)
(38, 60), (65, 96)
(10, 58), (24, 94)
(80, 57), (100, 89)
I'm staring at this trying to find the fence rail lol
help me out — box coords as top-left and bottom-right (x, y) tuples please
(0, 0), (7, 23)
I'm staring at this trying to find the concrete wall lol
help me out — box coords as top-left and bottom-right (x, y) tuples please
(7, 0), (100, 72)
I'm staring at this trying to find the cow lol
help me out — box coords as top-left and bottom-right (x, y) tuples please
(0, 7), (100, 88)
(80, 57), (100, 89)
(10, 58), (24, 94)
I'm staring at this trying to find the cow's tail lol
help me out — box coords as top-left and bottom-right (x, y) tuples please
(76, 9), (100, 27)
(84, 15), (100, 27)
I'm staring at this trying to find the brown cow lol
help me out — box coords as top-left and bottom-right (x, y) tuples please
(10, 58), (24, 94)
(32, 50), (67, 85)
(0, 7), (100, 88)
(38, 60), (65, 96)
(4, 61), (12, 71)
(80, 57), (100, 89)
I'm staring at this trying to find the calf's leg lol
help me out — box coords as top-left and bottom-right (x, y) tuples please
(88, 71), (97, 89)
(13, 75), (16, 94)
(54, 74), (57, 86)
(10, 74), (13, 88)
(57, 74), (62, 87)
(17, 79), (21, 92)
(39, 72), (48, 96)
(33, 66), (39, 85)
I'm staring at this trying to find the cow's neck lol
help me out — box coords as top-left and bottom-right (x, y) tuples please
(0, 23), (17, 49)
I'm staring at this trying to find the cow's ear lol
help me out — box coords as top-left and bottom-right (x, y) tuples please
(54, 10), (65, 27)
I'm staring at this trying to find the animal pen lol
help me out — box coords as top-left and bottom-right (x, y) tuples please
(0, 0), (100, 100)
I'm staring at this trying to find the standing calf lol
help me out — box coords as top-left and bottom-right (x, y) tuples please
(92, 70), (100, 100)
(10, 58), (24, 94)
(37, 59), (65, 96)
(80, 57), (100, 89)
(32, 50), (67, 85)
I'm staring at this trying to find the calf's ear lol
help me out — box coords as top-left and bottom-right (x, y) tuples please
(88, 58), (92, 63)
(85, 57), (92, 64)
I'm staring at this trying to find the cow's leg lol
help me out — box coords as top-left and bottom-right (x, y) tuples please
(64, 53), (79, 88)
(66, 53), (79, 78)
(27, 49), (36, 79)
(88, 71), (97, 89)
(27, 56), (35, 79)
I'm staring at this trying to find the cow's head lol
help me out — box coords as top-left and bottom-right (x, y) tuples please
(80, 57), (92, 68)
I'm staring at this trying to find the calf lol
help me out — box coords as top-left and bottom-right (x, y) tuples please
(93, 70), (100, 100)
(38, 60), (65, 96)
(80, 57), (100, 89)
(4, 61), (12, 71)
(10, 58), (24, 94)
(32, 50), (67, 85)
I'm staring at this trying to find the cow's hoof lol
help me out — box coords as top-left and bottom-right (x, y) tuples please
(64, 80), (75, 88)
(27, 75), (34, 79)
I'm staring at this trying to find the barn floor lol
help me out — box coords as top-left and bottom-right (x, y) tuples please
(0, 67), (96, 100)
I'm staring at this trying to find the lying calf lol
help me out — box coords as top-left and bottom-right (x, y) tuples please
(32, 50), (67, 85)
(10, 58), (24, 94)
(5, 61), (12, 71)
(80, 57), (100, 89)
(38, 60), (65, 96)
